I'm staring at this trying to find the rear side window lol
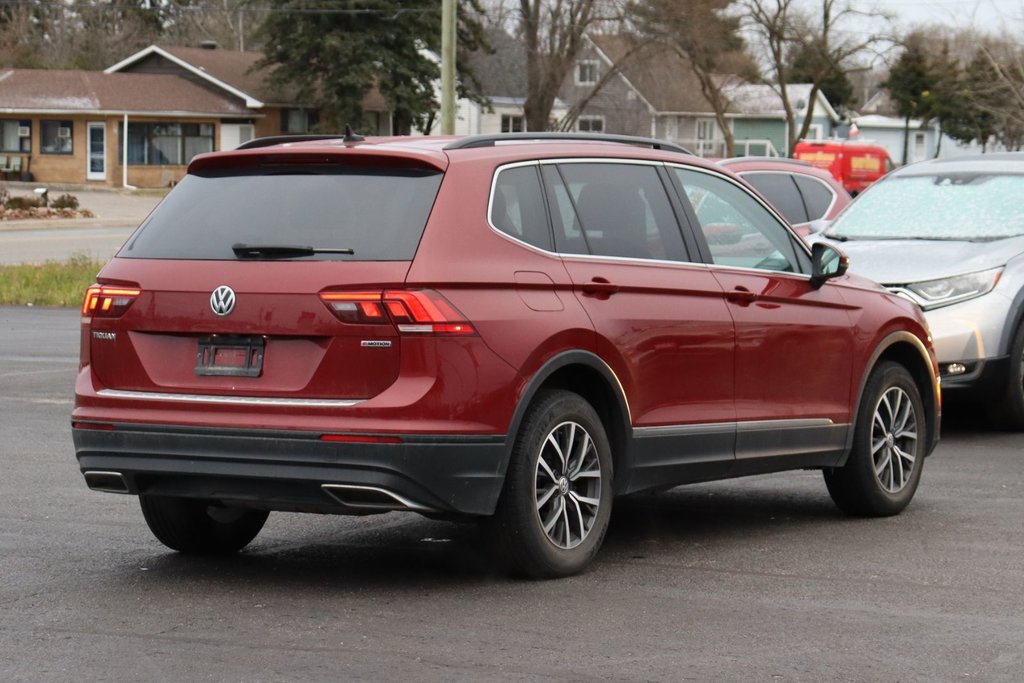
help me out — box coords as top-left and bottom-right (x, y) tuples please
(490, 165), (552, 250)
(119, 166), (443, 260)
(740, 172), (808, 224)
(792, 176), (835, 221)
(542, 162), (688, 261)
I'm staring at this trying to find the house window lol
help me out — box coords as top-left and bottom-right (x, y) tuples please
(41, 120), (73, 154)
(118, 122), (215, 165)
(501, 115), (525, 133)
(0, 120), (31, 153)
(806, 124), (824, 141)
(696, 119), (717, 140)
(576, 60), (599, 86)
(577, 116), (604, 133)
(282, 108), (319, 134)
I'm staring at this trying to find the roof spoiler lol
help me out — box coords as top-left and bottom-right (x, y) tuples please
(236, 126), (366, 150)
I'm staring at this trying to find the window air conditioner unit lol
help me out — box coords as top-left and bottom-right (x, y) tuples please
(17, 126), (30, 137)
(58, 127), (71, 138)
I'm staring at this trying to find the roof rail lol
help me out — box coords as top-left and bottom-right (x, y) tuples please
(236, 134), (350, 150)
(719, 156), (812, 167)
(444, 132), (693, 155)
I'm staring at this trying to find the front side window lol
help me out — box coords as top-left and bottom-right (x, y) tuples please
(490, 165), (552, 250)
(0, 119), (31, 153)
(792, 175), (836, 221)
(740, 172), (809, 224)
(543, 162), (688, 261)
(672, 167), (800, 272)
(41, 120), (73, 154)
(118, 122), (215, 166)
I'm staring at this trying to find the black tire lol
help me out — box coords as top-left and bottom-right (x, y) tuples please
(989, 318), (1024, 430)
(489, 390), (614, 579)
(824, 361), (926, 517)
(139, 495), (268, 554)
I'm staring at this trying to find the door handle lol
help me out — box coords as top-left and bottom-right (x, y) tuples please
(579, 277), (619, 297)
(725, 286), (757, 305)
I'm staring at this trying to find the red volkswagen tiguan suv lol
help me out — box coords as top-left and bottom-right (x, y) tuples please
(73, 133), (940, 578)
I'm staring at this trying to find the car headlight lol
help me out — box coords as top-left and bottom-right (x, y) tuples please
(904, 267), (1003, 310)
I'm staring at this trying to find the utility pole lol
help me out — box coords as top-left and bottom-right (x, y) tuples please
(441, 0), (457, 134)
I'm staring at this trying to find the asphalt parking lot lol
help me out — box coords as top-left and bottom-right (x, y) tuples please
(1, 306), (1023, 681)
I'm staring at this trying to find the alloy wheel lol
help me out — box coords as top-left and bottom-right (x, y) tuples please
(871, 386), (918, 493)
(534, 421), (602, 549)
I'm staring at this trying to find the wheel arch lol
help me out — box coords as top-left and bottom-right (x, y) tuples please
(845, 331), (940, 461)
(997, 281), (1024, 357)
(502, 351), (634, 495)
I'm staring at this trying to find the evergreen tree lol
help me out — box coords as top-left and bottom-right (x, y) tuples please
(883, 35), (934, 164)
(258, 0), (486, 134)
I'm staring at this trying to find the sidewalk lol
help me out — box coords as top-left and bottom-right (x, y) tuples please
(0, 183), (165, 231)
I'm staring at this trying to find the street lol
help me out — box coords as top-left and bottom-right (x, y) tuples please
(1, 306), (1022, 681)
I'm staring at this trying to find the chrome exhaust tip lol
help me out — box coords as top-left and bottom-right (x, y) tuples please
(321, 484), (429, 511)
(83, 470), (131, 494)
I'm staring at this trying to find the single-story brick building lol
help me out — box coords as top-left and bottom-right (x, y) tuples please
(0, 44), (390, 188)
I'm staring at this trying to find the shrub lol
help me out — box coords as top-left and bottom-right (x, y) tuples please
(51, 193), (80, 210)
(5, 195), (41, 210)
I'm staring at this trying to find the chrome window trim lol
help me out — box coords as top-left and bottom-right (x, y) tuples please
(485, 158), (814, 274)
(735, 169), (839, 222)
(97, 389), (363, 408)
(633, 418), (836, 439)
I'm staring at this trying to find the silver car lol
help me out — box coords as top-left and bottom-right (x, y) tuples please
(816, 153), (1024, 428)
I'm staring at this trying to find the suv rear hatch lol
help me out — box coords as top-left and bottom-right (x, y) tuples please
(86, 155), (445, 400)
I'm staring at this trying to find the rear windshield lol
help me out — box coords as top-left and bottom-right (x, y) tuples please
(119, 166), (443, 260)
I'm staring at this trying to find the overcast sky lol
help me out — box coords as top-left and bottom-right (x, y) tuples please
(865, 0), (1023, 30)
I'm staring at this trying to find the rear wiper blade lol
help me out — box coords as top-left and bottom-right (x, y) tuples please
(231, 243), (354, 258)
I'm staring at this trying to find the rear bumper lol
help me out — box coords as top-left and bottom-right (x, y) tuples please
(73, 423), (508, 517)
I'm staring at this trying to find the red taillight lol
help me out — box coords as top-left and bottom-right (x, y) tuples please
(319, 289), (476, 335)
(82, 285), (141, 318)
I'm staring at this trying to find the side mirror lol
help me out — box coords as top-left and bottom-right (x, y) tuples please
(810, 241), (849, 289)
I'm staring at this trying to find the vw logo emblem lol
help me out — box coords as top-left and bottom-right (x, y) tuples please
(210, 285), (236, 316)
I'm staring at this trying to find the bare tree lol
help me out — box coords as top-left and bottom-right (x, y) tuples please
(632, 0), (751, 155)
(739, 0), (885, 155)
(515, 0), (625, 131)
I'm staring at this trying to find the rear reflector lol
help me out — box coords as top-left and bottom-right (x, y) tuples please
(82, 285), (141, 318)
(320, 289), (476, 335)
(72, 422), (116, 431)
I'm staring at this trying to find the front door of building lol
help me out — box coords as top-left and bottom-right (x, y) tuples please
(87, 122), (106, 181)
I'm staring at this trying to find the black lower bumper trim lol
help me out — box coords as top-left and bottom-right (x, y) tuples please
(73, 425), (508, 517)
(941, 355), (1010, 398)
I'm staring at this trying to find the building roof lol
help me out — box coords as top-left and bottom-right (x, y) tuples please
(0, 69), (252, 116)
(464, 29), (529, 99)
(106, 44), (388, 112)
(587, 35), (737, 114)
(723, 83), (839, 121)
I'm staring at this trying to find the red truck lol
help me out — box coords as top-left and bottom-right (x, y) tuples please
(794, 140), (895, 196)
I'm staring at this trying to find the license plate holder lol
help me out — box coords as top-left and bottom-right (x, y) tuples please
(195, 336), (265, 377)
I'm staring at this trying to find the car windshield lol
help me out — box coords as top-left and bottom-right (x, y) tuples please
(831, 173), (1024, 241)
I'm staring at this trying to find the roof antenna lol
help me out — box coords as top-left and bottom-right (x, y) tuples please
(343, 124), (365, 143)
